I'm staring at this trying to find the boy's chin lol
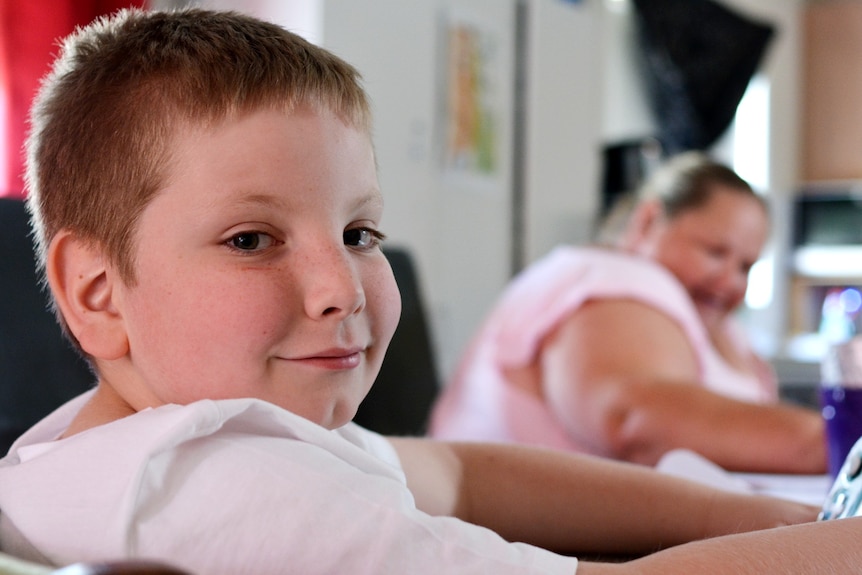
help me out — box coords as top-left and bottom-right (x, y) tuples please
(286, 401), (360, 430)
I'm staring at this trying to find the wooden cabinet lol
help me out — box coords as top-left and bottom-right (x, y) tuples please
(802, 1), (862, 181)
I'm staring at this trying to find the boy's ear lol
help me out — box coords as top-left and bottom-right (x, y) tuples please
(47, 231), (129, 360)
(620, 198), (664, 250)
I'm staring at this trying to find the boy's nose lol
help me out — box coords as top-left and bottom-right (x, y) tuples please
(300, 247), (365, 320)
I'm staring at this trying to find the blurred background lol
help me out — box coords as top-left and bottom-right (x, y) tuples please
(2, 0), (858, 396)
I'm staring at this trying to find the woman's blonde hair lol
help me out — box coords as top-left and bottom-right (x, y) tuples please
(594, 151), (765, 245)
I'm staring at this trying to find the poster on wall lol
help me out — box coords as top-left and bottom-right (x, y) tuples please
(440, 8), (504, 190)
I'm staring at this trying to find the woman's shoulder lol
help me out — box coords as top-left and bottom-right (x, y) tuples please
(488, 245), (704, 366)
(533, 245), (685, 295)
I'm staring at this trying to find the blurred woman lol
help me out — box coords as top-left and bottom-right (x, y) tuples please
(430, 152), (825, 474)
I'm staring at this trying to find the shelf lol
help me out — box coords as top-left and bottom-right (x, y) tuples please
(792, 246), (862, 278)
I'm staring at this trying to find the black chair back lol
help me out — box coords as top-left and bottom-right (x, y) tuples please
(0, 198), (94, 455)
(353, 247), (440, 436)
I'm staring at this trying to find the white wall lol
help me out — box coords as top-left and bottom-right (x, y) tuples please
(600, 0), (655, 143)
(523, 0), (603, 262)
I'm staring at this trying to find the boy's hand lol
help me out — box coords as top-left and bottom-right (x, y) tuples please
(700, 491), (819, 540)
(390, 437), (821, 558)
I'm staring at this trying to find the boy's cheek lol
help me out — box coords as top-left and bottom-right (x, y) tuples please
(377, 280), (402, 345)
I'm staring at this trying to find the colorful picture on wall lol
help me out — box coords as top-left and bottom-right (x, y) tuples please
(442, 11), (500, 180)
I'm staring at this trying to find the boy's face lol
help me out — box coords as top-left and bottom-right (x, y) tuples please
(108, 107), (400, 429)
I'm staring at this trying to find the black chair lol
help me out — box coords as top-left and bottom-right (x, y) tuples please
(353, 247), (440, 436)
(0, 198), (95, 455)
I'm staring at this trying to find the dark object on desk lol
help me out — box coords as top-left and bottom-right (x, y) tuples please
(353, 246), (440, 436)
(779, 381), (820, 410)
(52, 559), (192, 574)
(0, 198), (95, 455)
(772, 358), (821, 409)
(820, 435), (862, 520)
(0, 550), (191, 574)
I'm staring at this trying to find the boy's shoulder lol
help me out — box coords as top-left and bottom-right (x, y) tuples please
(0, 394), (578, 574)
(3, 395), (399, 471)
(0, 397), (407, 569)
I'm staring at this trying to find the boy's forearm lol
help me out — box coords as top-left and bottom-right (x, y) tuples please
(584, 517), (861, 575)
(445, 441), (816, 556)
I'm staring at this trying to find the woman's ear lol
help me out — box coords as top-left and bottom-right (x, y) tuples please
(46, 231), (129, 360)
(620, 198), (664, 251)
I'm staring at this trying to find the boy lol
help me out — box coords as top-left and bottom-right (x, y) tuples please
(0, 7), (853, 575)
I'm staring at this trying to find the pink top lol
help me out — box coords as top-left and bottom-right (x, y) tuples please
(429, 246), (777, 453)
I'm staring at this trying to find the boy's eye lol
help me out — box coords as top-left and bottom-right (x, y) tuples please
(344, 227), (384, 249)
(227, 232), (274, 252)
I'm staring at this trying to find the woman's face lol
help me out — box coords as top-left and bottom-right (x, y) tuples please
(634, 186), (769, 331)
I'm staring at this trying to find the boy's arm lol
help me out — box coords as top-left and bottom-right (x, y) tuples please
(388, 438), (818, 557)
(579, 517), (862, 575)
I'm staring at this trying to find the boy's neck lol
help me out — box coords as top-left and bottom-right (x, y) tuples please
(62, 382), (138, 438)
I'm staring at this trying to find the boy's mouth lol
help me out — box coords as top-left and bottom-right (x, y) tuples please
(286, 347), (365, 370)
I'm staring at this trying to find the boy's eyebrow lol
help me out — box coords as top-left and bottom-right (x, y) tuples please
(215, 190), (384, 212)
(220, 193), (286, 209)
(352, 191), (384, 212)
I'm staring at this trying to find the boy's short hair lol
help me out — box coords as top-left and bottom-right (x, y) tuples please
(26, 8), (371, 286)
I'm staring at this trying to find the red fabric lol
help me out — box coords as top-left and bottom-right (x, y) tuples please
(1, 0), (145, 198)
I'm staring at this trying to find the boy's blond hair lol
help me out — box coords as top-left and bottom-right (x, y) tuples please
(26, 8), (371, 287)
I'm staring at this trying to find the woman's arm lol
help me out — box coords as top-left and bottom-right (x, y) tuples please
(541, 299), (826, 473)
(388, 437), (817, 557)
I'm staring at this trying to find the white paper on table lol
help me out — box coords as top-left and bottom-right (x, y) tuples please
(655, 449), (832, 506)
(655, 449), (754, 494)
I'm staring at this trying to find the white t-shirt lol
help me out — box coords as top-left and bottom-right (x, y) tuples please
(0, 392), (578, 575)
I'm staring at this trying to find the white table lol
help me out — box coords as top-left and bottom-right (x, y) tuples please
(656, 449), (832, 506)
(731, 472), (831, 506)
